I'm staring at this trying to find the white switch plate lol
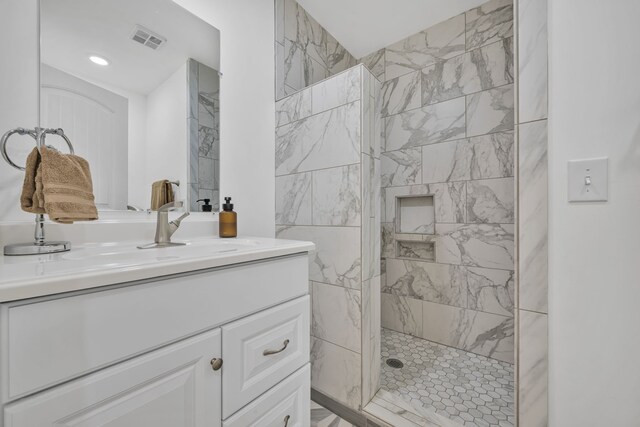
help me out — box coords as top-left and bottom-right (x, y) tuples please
(568, 157), (608, 202)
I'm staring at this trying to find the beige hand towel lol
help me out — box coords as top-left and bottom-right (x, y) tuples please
(20, 148), (45, 214)
(150, 180), (175, 210)
(21, 146), (99, 223)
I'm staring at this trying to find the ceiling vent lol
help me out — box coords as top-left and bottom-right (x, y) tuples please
(130, 25), (166, 50)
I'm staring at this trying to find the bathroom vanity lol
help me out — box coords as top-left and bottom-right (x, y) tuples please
(0, 237), (314, 427)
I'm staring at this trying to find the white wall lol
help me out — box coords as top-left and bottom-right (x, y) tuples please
(548, 0), (640, 425)
(144, 63), (188, 208)
(0, 0), (39, 222)
(174, 0), (276, 237)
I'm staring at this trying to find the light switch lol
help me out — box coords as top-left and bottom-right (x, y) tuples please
(568, 157), (608, 202)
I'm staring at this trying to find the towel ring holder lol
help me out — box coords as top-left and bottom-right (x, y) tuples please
(1, 127), (74, 171)
(1, 127), (75, 256)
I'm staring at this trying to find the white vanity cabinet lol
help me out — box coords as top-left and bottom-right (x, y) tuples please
(0, 251), (312, 427)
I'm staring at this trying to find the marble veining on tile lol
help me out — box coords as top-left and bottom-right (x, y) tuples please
(275, 172), (312, 225)
(311, 337), (362, 409)
(384, 259), (467, 308)
(382, 148), (422, 187)
(436, 223), (514, 270)
(465, 0), (514, 50)
(381, 293), (423, 336)
(385, 97), (466, 151)
(311, 66), (361, 114)
(311, 282), (362, 352)
(466, 85), (514, 137)
(380, 328), (514, 426)
(518, 310), (548, 427)
(467, 266), (514, 317)
(466, 178), (515, 224)
(313, 164), (361, 227)
(468, 132), (514, 180)
(275, 88), (312, 127)
(276, 226), (361, 289)
(381, 72), (422, 117)
(275, 100), (361, 175)
(385, 14), (466, 81)
(421, 301), (514, 363)
(518, 120), (548, 313)
(421, 38), (513, 106)
(359, 48), (386, 80)
(518, 0), (548, 122)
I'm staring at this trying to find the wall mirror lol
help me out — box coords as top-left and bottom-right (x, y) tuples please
(39, 0), (221, 213)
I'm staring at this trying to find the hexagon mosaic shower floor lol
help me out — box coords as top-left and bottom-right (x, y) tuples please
(380, 328), (515, 427)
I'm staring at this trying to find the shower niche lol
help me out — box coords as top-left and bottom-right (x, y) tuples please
(394, 195), (436, 262)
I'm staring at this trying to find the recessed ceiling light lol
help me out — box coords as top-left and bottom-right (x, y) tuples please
(89, 55), (109, 66)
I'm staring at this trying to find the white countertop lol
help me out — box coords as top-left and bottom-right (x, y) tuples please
(0, 236), (314, 303)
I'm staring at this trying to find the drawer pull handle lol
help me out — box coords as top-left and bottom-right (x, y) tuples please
(263, 339), (290, 356)
(210, 358), (223, 371)
(283, 415), (291, 427)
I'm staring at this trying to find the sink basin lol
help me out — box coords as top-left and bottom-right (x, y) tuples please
(61, 238), (262, 263)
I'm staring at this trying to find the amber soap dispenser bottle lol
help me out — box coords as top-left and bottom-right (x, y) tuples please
(219, 197), (237, 238)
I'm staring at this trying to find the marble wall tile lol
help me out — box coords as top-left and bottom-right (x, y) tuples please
(188, 118), (199, 185)
(466, 178), (515, 223)
(385, 97), (466, 151)
(468, 131), (514, 179)
(284, 0), (325, 66)
(198, 126), (215, 158)
(519, 120), (548, 313)
(311, 337), (362, 409)
(436, 223), (515, 270)
(304, 55), (329, 87)
(198, 156), (214, 189)
(275, 172), (312, 225)
(421, 133), (513, 184)
(466, 84), (515, 137)
(187, 59), (198, 120)
(467, 266), (514, 316)
(275, 0), (284, 45)
(359, 48), (385, 80)
(283, 39), (304, 92)
(276, 42), (286, 100)
(384, 259), (467, 308)
(465, 0), (514, 50)
(381, 148), (422, 187)
(311, 66), (361, 115)
(313, 164), (361, 226)
(396, 240), (435, 261)
(421, 138), (471, 183)
(519, 310), (548, 427)
(276, 226), (361, 289)
(366, 276), (382, 404)
(275, 100), (360, 175)
(421, 38), (513, 105)
(380, 71), (421, 117)
(311, 282), (362, 352)
(381, 293), (423, 336)
(518, 0), (548, 122)
(384, 183), (466, 226)
(275, 87), (312, 127)
(381, 223), (395, 259)
(385, 14), (466, 81)
(325, 32), (357, 75)
(422, 301), (514, 363)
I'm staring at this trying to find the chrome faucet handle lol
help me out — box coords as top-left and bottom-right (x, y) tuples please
(157, 200), (184, 212)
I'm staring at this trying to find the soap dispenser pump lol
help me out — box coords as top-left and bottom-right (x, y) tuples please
(219, 197), (237, 238)
(196, 198), (212, 212)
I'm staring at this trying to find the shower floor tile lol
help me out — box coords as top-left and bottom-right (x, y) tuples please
(380, 328), (515, 427)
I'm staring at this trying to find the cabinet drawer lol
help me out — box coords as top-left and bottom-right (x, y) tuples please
(222, 296), (309, 418)
(223, 364), (310, 427)
(4, 329), (222, 427)
(1, 254), (308, 400)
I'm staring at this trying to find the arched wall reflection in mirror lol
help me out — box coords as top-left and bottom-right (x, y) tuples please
(39, 0), (221, 213)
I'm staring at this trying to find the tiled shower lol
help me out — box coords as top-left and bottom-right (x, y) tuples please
(274, 0), (546, 425)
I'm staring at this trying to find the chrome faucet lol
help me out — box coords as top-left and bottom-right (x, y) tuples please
(138, 201), (190, 249)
